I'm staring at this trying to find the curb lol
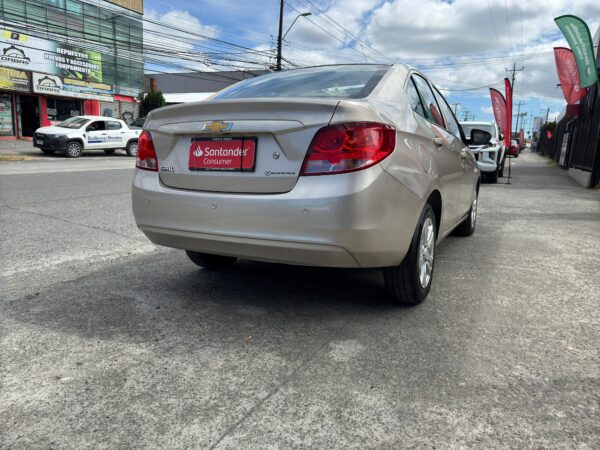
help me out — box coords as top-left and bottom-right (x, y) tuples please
(0, 155), (42, 161)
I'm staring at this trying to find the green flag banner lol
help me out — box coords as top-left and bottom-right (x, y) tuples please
(555, 15), (599, 87)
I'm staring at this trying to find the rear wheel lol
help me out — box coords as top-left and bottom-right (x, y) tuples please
(498, 157), (505, 177)
(65, 141), (82, 158)
(185, 251), (237, 270)
(453, 194), (478, 237)
(126, 141), (138, 157)
(104, 149), (116, 155)
(384, 204), (436, 306)
(487, 167), (499, 184)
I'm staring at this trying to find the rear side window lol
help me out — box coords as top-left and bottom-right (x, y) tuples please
(212, 65), (390, 100)
(412, 75), (445, 128)
(107, 121), (122, 130)
(406, 78), (426, 117)
(432, 88), (462, 139)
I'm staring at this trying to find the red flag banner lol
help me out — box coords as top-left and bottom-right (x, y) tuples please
(519, 129), (525, 144)
(554, 47), (587, 104)
(489, 88), (507, 139)
(504, 78), (513, 149)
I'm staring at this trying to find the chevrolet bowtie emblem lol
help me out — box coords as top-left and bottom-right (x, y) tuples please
(203, 121), (233, 133)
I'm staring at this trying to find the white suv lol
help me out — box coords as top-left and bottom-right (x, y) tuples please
(33, 115), (141, 158)
(460, 121), (505, 183)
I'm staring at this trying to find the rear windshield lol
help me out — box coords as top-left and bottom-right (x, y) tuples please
(212, 65), (390, 100)
(462, 123), (496, 138)
(57, 117), (90, 129)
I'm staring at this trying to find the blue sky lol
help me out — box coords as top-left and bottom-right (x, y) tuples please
(143, 0), (600, 136)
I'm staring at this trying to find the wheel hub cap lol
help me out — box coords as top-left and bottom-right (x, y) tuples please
(418, 217), (435, 289)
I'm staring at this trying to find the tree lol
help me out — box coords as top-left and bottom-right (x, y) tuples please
(141, 91), (166, 117)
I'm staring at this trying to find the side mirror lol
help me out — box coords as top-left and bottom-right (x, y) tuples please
(470, 129), (492, 146)
(499, 133), (504, 140)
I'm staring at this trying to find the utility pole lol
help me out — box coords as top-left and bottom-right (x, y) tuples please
(452, 103), (461, 115)
(276, 0), (284, 71)
(506, 62), (524, 134)
(514, 101), (524, 132)
(545, 107), (550, 124)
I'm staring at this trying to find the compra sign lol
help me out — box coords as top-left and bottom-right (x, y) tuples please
(32, 72), (113, 101)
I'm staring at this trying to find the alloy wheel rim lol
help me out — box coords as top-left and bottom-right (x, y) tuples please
(130, 144), (138, 156)
(417, 217), (435, 289)
(68, 143), (80, 156)
(471, 198), (477, 227)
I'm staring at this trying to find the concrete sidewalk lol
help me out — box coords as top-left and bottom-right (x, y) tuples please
(0, 139), (42, 161)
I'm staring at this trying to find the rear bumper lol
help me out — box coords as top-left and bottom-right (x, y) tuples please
(132, 166), (423, 268)
(472, 149), (499, 173)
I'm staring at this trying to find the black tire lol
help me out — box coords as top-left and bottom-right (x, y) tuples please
(41, 148), (54, 155)
(487, 167), (499, 184)
(453, 193), (478, 237)
(126, 141), (138, 157)
(65, 141), (83, 158)
(383, 204), (436, 306)
(104, 149), (116, 154)
(185, 251), (237, 270)
(498, 157), (505, 178)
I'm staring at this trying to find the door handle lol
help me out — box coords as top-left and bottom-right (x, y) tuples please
(433, 137), (444, 146)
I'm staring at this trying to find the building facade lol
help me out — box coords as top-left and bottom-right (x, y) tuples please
(0, 0), (143, 139)
(143, 70), (268, 104)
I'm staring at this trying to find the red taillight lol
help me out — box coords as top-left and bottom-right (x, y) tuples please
(136, 130), (158, 172)
(300, 122), (396, 176)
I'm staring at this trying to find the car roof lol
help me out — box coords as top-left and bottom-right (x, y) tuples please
(74, 115), (123, 121)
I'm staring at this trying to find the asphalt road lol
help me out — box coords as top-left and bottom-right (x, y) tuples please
(1, 153), (599, 448)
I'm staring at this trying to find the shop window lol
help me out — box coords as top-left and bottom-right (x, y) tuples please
(0, 93), (15, 137)
(46, 98), (82, 123)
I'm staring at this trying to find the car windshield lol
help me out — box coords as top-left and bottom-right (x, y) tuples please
(56, 117), (90, 129)
(462, 123), (496, 138)
(130, 118), (145, 128)
(212, 65), (390, 100)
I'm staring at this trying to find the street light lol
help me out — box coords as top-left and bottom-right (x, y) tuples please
(282, 12), (312, 40)
(275, 6), (312, 71)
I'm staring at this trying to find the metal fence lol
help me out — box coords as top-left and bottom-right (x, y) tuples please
(567, 83), (600, 186)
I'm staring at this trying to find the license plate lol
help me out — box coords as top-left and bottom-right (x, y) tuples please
(35, 139), (43, 145)
(189, 137), (256, 172)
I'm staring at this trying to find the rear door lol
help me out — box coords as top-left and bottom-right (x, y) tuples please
(146, 98), (340, 194)
(105, 120), (126, 148)
(432, 86), (476, 216)
(411, 74), (465, 231)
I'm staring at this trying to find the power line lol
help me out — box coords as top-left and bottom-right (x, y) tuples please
(294, 0), (394, 63)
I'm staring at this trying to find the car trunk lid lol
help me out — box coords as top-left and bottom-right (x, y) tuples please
(146, 98), (339, 193)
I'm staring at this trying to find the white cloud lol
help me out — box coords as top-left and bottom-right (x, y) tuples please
(144, 9), (220, 72)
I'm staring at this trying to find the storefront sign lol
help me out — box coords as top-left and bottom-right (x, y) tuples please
(32, 73), (113, 101)
(1, 28), (103, 83)
(0, 66), (30, 93)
